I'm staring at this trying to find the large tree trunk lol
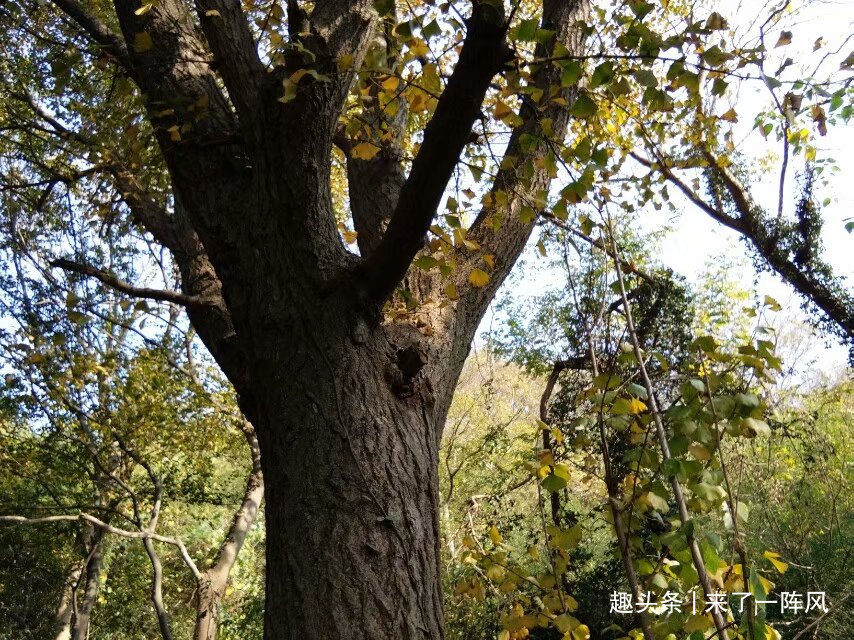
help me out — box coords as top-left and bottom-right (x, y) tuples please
(255, 322), (444, 640)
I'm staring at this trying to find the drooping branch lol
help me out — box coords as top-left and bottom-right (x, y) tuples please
(633, 151), (854, 341)
(357, 1), (511, 300)
(629, 152), (745, 231)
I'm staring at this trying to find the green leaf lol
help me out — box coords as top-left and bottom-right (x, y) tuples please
(517, 18), (538, 42)
(645, 491), (669, 512)
(651, 573), (669, 589)
(570, 93), (597, 118)
(413, 256), (439, 270)
(702, 45), (733, 67)
(422, 19), (441, 39)
(633, 69), (657, 88)
(373, 0), (394, 16)
(628, 0), (654, 19)
(742, 417), (771, 438)
(661, 458), (680, 478)
(542, 472), (567, 493)
(561, 62), (583, 87)
(590, 62), (615, 88)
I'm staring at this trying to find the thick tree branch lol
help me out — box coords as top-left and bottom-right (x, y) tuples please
(357, 1), (510, 300)
(49, 0), (130, 66)
(309, 0), (376, 62)
(431, 0), (590, 411)
(107, 0), (250, 274)
(345, 7), (407, 258)
(194, 0), (265, 130)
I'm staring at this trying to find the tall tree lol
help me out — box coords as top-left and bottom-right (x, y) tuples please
(1, 0), (850, 637)
(1, 0), (588, 636)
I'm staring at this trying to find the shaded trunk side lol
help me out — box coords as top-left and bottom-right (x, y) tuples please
(256, 326), (444, 640)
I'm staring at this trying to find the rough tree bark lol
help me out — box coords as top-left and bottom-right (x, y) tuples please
(43, 0), (589, 638)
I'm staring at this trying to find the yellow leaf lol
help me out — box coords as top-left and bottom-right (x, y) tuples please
(289, 68), (308, 83)
(408, 91), (428, 112)
(720, 108), (739, 122)
(483, 253), (495, 269)
(167, 125), (181, 142)
(763, 550), (789, 574)
(205, 9), (221, 16)
(554, 614), (579, 633)
(135, 3), (153, 15)
(571, 624), (590, 640)
(629, 398), (647, 414)
(351, 142), (381, 160)
(498, 631), (510, 640)
(489, 525), (503, 545)
(444, 283), (459, 300)
(690, 443), (712, 461)
(409, 39), (430, 58)
(133, 32), (153, 53)
(468, 269), (490, 288)
(381, 76), (400, 92)
(493, 101), (513, 119)
(486, 564), (505, 581)
(684, 614), (713, 633)
(338, 54), (354, 70)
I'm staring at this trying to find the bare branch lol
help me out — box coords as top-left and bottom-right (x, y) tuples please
(50, 258), (215, 307)
(0, 514), (201, 579)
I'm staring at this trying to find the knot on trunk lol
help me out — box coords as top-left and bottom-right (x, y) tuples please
(386, 344), (427, 398)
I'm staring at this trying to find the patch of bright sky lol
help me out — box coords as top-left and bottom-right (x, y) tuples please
(481, 0), (853, 377)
